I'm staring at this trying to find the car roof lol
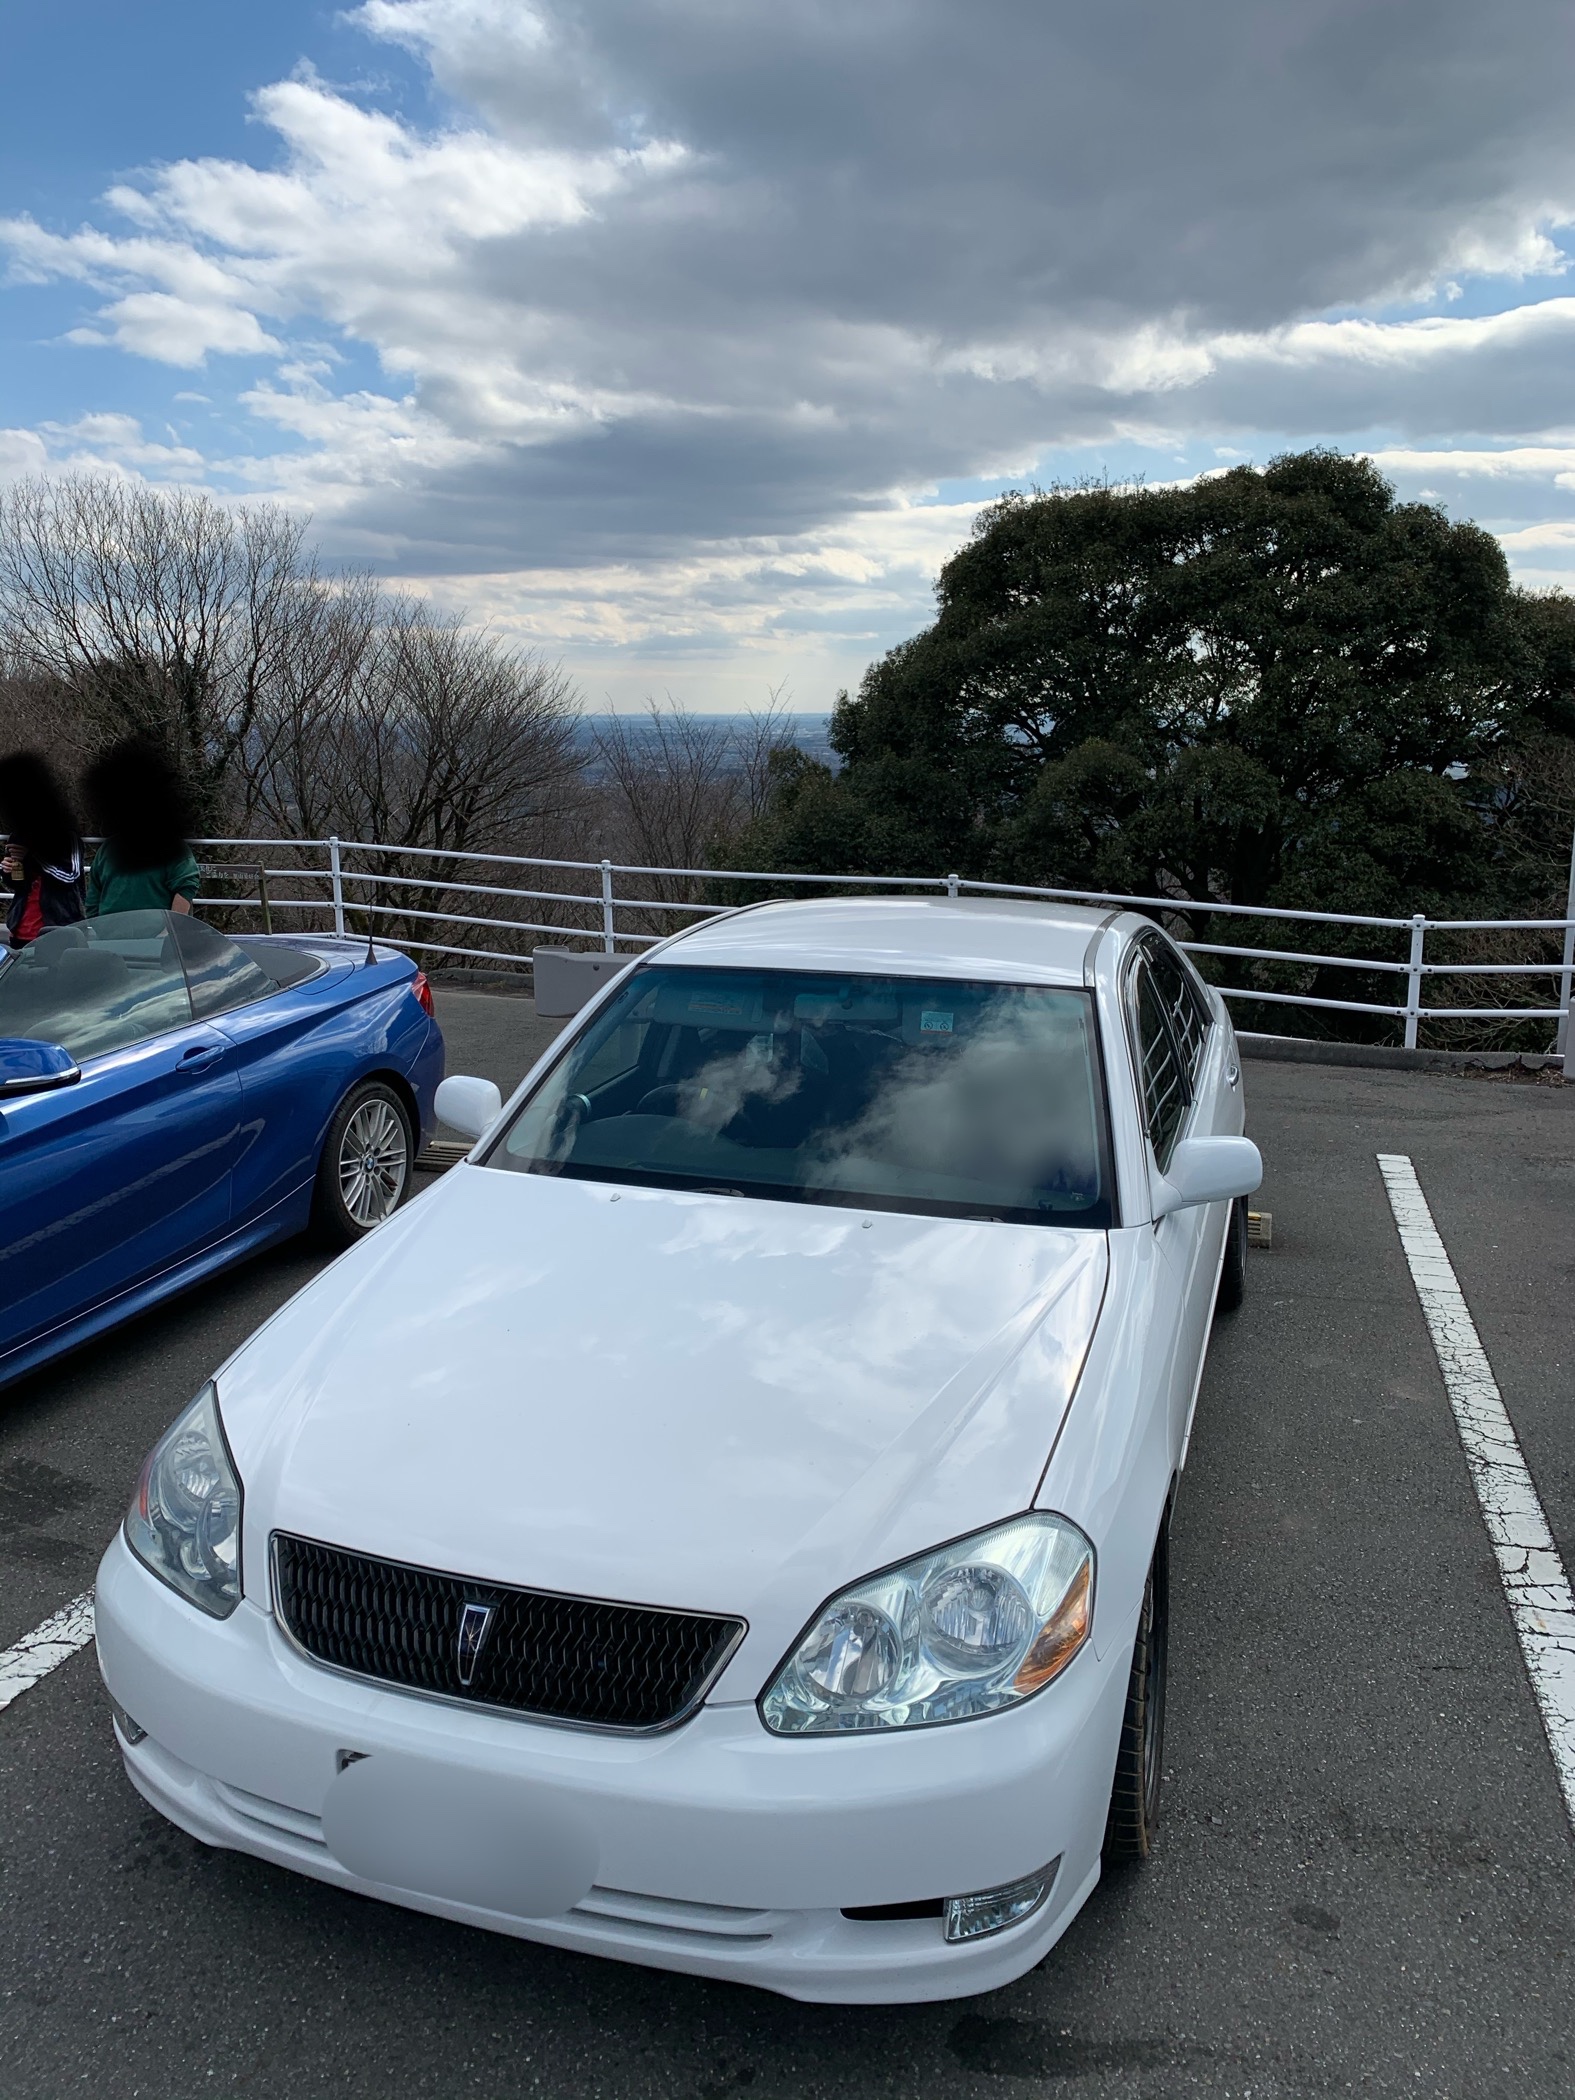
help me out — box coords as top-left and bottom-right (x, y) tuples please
(657, 894), (1119, 985)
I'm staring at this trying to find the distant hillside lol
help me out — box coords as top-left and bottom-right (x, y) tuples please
(574, 713), (836, 776)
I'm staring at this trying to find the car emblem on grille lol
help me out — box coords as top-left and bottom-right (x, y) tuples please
(456, 1600), (497, 1688)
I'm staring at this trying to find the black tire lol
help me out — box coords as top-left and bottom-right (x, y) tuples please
(1214, 1195), (1248, 1316)
(1103, 1521), (1169, 1865)
(311, 1081), (414, 1248)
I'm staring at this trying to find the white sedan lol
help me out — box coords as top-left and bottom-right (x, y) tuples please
(95, 897), (1259, 2004)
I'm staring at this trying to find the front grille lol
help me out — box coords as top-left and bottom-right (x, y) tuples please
(271, 1533), (744, 1732)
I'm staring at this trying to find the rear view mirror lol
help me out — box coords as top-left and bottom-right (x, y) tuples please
(1152, 1135), (1261, 1219)
(436, 1074), (504, 1143)
(0, 1038), (81, 1098)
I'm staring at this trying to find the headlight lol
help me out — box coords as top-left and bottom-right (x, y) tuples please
(760, 1512), (1093, 1734)
(124, 1382), (243, 1618)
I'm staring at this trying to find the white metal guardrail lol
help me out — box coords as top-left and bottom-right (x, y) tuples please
(188, 834), (1575, 1057)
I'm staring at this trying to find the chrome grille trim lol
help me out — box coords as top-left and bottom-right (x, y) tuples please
(270, 1532), (746, 1735)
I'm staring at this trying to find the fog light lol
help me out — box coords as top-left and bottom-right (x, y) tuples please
(943, 1859), (1059, 1943)
(109, 1699), (147, 1745)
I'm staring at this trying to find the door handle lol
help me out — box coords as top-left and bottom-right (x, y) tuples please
(177, 1043), (222, 1075)
(1225, 1060), (1241, 1089)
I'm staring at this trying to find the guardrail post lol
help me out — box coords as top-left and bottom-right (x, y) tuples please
(1556, 820), (1575, 1061)
(945, 872), (960, 899)
(328, 836), (345, 937)
(1403, 913), (1427, 1049)
(600, 859), (616, 954)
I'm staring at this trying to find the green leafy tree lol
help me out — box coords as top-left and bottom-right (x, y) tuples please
(746, 452), (1575, 914)
(734, 452), (1575, 1039)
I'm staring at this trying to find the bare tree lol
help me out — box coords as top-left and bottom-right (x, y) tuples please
(0, 472), (825, 968)
(0, 474), (310, 824)
(1422, 733), (1575, 1051)
(0, 473), (586, 882)
(249, 595), (582, 850)
(734, 686), (798, 828)
(244, 593), (586, 947)
(590, 693), (796, 867)
(590, 706), (742, 882)
(0, 642), (92, 778)
(241, 570), (385, 838)
(583, 692), (800, 937)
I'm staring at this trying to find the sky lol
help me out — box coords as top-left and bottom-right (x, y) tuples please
(4, 0), (1575, 714)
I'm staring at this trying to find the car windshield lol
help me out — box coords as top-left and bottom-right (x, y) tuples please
(484, 965), (1114, 1227)
(0, 911), (191, 1061)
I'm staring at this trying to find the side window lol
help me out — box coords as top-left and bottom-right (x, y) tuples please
(1146, 938), (1211, 1083)
(169, 912), (276, 1020)
(0, 912), (191, 1062)
(1131, 957), (1188, 1167)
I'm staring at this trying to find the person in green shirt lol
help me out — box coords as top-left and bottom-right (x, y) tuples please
(82, 739), (202, 917)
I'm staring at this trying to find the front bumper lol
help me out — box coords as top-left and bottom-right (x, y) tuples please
(95, 1532), (1127, 2004)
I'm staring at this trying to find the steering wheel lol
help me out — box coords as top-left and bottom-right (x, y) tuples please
(634, 1084), (685, 1116)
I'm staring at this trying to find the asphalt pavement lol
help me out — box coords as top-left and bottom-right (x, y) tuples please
(1, 992), (1572, 2099)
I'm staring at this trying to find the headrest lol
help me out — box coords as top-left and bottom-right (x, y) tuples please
(53, 948), (130, 996)
(23, 925), (90, 964)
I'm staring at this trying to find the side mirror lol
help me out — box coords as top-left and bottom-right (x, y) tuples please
(435, 1074), (504, 1143)
(0, 1038), (81, 1099)
(1152, 1135), (1261, 1219)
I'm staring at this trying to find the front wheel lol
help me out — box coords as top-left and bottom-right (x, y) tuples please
(1103, 1521), (1169, 1864)
(312, 1082), (414, 1247)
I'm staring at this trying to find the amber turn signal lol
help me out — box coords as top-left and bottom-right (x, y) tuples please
(1013, 1556), (1092, 1694)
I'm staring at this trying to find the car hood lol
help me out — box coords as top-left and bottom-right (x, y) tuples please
(223, 1165), (1108, 1696)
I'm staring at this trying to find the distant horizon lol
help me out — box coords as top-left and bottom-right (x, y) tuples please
(574, 708), (833, 723)
(571, 711), (837, 768)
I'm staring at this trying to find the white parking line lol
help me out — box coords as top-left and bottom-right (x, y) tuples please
(1378, 1153), (1575, 1830)
(0, 1591), (95, 1715)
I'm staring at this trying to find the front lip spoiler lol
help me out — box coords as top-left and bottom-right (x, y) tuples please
(267, 1530), (751, 1739)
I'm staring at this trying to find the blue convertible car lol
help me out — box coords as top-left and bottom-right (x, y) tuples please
(0, 909), (443, 1391)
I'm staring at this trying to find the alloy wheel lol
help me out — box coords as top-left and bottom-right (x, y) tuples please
(338, 1098), (408, 1226)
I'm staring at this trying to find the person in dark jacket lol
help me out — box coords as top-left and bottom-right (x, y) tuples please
(82, 739), (202, 918)
(0, 750), (85, 949)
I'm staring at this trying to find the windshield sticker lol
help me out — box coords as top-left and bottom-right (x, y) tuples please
(920, 1010), (954, 1033)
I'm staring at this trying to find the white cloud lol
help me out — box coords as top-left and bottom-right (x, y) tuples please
(66, 292), (282, 366)
(0, 428), (50, 483)
(1367, 445), (1575, 486)
(32, 413), (209, 479)
(8, 0), (1575, 687)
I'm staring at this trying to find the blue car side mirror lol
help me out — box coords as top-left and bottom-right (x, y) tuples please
(0, 1038), (81, 1098)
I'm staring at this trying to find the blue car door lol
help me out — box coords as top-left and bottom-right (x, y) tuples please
(0, 914), (242, 1365)
(167, 914), (347, 1226)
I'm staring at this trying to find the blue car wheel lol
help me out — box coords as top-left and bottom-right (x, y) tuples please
(313, 1080), (414, 1246)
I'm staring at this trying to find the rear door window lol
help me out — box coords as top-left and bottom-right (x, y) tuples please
(1146, 938), (1211, 1084)
(1130, 956), (1189, 1168)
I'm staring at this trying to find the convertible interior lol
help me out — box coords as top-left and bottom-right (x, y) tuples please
(0, 913), (326, 1062)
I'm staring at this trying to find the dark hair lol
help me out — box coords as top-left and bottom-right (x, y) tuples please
(0, 749), (80, 869)
(82, 739), (196, 874)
